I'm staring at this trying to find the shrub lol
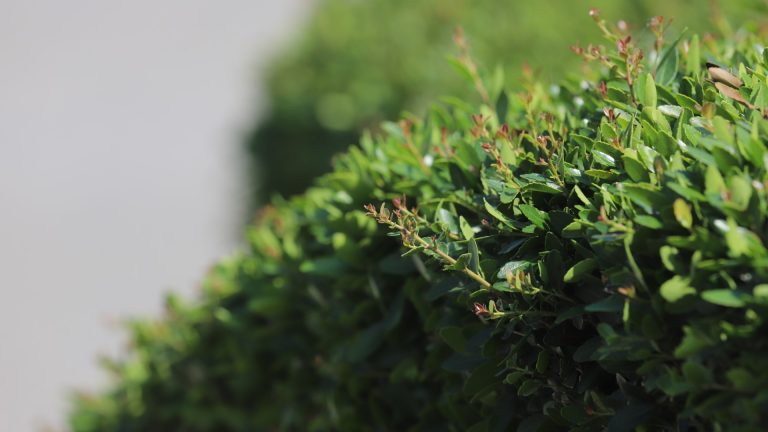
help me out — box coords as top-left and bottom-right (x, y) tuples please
(248, 0), (763, 201)
(72, 14), (768, 432)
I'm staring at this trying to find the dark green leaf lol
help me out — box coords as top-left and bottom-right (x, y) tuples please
(564, 258), (597, 283)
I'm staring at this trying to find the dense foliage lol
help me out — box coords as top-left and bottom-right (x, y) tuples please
(248, 0), (764, 200)
(73, 13), (768, 432)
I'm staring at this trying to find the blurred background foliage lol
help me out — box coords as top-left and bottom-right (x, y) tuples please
(247, 0), (766, 203)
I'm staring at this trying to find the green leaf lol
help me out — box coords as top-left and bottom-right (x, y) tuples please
(656, 42), (679, 86)
(563, 258), (597, 283)
(446, 253), (471, 271)
(585, 295), (625, 312)
(460, 216), (475, 240)
(674, 326), (715, 358)
(634, 215), (663, 229)
(426, 277), (464, 301)
(520, 173), (563, 194)
(721, 219), (764, 258)
(572, 185), (592, 207)
(639, 73), (657, 108)
(686, 34), (700, 75)
(658, 104), (682, 118)
(523, 182), (563, 194)
(622, 155), (650, 182)
(556, 306), (584, 324)
(436, 207), (459, 234)
(660, 246), (684, 273)
(519, 204), (549, 229)
(561, 221), (584, 238)
(447, 56), (476, 85)
(483, 199), (517, 229)
(496, 260), (531, 279)
(496, 90), (509, 123)
(573, 337), (602, 362)
(621, 183), (667, 214)
(468, 237), (481, 274)
(593, 149), (616, 167)
(726, 368), (757, 391)
(682, 361), (713, 387)
(660, 276), (695, 302)
(712, 116), (734, 145)
(584, 169), (617, 180)
(300, 256), (347, 276)
(504, 371), (526, 386)
(701, 289), (747, 308)
(705, 164), (726, 196)
(464, 361), (501, 395)
(439, 326), (467, 352)
(607, 403), (653, 432)
(675, 93), (699, 111)
(535, 350), (550, 373)
(517, 379), (541, 397)
(673, 198), (693, 229)
(754, 284), (768, 300)
(728, 175), (752, 211)
(560, 405), (589, 426)
(542, 249), (564, 289)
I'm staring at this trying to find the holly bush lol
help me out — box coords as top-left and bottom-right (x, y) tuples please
(72, 13), (768, 432)
(248, 0), (765, 201)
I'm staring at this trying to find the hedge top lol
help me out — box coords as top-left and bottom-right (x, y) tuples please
(73, 12), (768, 432)
(249, 0), (762, 199)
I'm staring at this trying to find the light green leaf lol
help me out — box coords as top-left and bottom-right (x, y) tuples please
(468, 237), (481, 274)
(563, 258), (597, 283)
(673, 198), (693, 229)
(686, 34), (700, 75)
(701, 289), (747, 308)
(660, 276), (695, 302)
(674, 326), (715, 358)
(656, 43), (679, 86)
(639, 73), (657, 108)
(634, 215), (663, 229)
(459, 216), (475, 240)
(705, 165), (726, 195)
(483, 199), (516, 229)
(496, 260), (531, 279)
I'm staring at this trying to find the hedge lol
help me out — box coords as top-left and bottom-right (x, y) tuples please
(247, 0), (764, 201)
(72, 13), (768, 432)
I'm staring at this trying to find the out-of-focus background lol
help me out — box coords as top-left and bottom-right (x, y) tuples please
(0, 1), (310, 430)
(1, 0), (765, 430)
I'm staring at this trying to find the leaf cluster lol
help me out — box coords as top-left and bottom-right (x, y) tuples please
(72, 15), (768, 432)
(246, 0), (765, 201)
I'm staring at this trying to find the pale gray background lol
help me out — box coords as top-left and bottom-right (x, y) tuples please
(0, 1), (311, 430)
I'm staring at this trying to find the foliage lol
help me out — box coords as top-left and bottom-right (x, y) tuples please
(248, 0), (764, 200)
(72, 13), (768, 432)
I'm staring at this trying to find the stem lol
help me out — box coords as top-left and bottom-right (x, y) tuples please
(536, 288), (575, 304)
(415, 232), (492, 289)
(386, 219), (491, 289)
(400, 207), (460, 241)
(623, 229), (648, 293)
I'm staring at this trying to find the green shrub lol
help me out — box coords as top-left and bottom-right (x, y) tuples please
(73, 14), (768, 431)
(249, 0), (764, 201)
